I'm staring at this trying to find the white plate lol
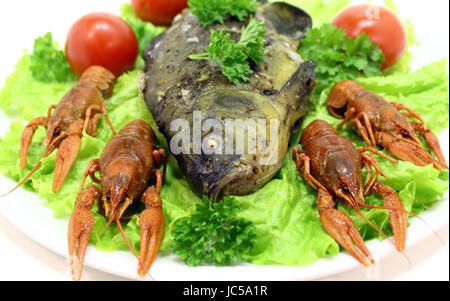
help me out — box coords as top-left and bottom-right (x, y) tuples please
(0, 0), (448, 281)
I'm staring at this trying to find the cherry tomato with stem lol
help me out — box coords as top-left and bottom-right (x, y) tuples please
(131, 0), (188, 26)
(333, 4), (407, 69)
(66, 12), (139, 77)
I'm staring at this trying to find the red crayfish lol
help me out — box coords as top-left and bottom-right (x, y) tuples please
(4, 66), (117, 196)
(327, 80), (448, 171)
(68, 120), (166, 280)
(293, 120), (408, 266)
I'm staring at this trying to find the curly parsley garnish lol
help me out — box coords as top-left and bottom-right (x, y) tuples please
(238, 18), (266, 65)
(189, 18), (266, 85)
(172, 196), (257, 267)
(299, 23), (386, 92)
(29, 33), (76, 82)
(188, 0), (259, 26)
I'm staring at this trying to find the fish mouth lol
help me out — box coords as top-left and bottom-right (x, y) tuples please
(210, 172), (242, 202)
(218, 162), (283, 198)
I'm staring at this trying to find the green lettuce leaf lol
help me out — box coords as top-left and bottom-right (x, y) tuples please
(281, 0), (350, 27)
(120, 3), (166, 57)
(0, 54), (75, 120)
(29, 32), (77, 83)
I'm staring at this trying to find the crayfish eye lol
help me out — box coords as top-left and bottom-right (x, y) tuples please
(401, 130), (411, 139)
(105, 193), (111, 201)
(342, 186), (350, 194)
(53, 129), (60, 137)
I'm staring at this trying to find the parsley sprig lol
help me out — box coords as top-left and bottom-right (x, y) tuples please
(188, 0), (259, 26)
(29, 33), (76, 82)
(172, 196), (256, 267)
(238, 18), (266, 65)
(189, 18), (266, 85)
(299, 23), (386, 92)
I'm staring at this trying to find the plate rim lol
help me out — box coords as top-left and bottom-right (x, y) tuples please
(0, 0), (449, 281)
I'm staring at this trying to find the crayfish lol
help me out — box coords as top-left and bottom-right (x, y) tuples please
(4, 66), (117, 196)
(327, 80), (448, 171)
(293, 120), (407, 267)
(68, 120), (167, 280)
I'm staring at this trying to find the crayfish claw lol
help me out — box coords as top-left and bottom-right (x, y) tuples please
(318, 189), (374, 267)
(20, 117), (48, 169)
(67, 184), (98, 281)
(380, 132), (442, 171)
(69, 225), (92, 281)
(53, 120), (83, 192)
(412, 123), (449, 170)
(138, 186), (165, 277)
(320, 208), (375, 267)
(373, 182), (408, 252)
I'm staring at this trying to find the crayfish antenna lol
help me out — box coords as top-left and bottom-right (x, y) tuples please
(0, 160), (42, 198)
(359, 203), (447, 249)
(115, 220), (139, 259)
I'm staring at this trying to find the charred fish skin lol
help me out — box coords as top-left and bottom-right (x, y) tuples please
(143, 2), (316, 200)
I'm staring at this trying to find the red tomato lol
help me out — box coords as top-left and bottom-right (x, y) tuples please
(131, 0), (188, 26)
(333, 4), (407, 69)
(65, 13), (138, 77)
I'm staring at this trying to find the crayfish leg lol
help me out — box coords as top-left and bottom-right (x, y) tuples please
(391, 102), (427, 126)
(353, 118), (373, 147)
(83, 103), (116, 137)
(337, 107), (356, 129)
(292, 148), (326, 191)
(152, 149), (167, 182)
(85, 113), (102, 137)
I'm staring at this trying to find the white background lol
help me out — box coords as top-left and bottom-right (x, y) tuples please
(0, 0), (448, 281)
